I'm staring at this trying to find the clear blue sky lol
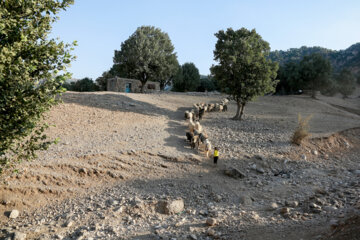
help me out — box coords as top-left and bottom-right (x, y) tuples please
(50, 0), (360, 80)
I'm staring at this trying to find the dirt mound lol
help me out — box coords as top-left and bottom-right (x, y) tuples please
(285, 127), (360, 163)
(323, 215), (360, 240)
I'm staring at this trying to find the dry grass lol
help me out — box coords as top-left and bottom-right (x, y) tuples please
(291, 114), (312, 145)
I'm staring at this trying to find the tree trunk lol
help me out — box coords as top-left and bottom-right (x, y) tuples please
(233, 101), (246, 120)
(311, 90), (317, 99)
(239, 103), (245, 120)
(233, 101), (242, 120)
(141, 73), (147, 93)
(141, 83), (146, 93)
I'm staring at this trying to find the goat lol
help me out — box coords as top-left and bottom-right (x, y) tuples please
(223, 104), (228, 112)
(194, 121), (203, 133)
(198, 108), (205, 120)
(188, 118), (195, 133)
(186, 131), (194, 142)
(204, 139), (212, 158)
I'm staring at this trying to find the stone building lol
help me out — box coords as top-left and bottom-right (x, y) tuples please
(107, 77), (160, 93)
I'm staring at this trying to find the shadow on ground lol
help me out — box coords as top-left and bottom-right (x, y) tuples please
(61, 92), (175, 117)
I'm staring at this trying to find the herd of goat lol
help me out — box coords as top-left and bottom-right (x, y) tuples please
(184, 98), (229, 157)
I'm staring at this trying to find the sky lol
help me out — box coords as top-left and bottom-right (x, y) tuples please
(50, 0), (360, 80)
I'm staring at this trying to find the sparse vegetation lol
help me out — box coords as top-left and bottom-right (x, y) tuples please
(291, 114), (312, 145)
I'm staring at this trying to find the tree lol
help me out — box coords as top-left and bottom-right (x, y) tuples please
(171, 65), (184, 92)
(63, 78), (99, 92)
(198, 75), (217, 92)
(211, 28), (278, 120)
(276, 61), (302, 94)
(113, 26), (178, 92)
(321, 76), (338, 96)
(157, 55), (179, 90)
(336, 68), (356, 98)
(0, 0), (75, 173)
(182, 63), (200, 91)
(298, 53), (332, 98)
(172, 63), (200, 92)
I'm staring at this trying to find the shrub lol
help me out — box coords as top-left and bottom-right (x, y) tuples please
(63, 78), (99, 92)
(291, 114), (312, 145)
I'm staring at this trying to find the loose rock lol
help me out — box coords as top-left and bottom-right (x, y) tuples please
(9, 209), (19, 219)
(280, 207), (290, 215)
(206, 217), (217, 226)
(13, 232), (27, 240)
(224, 167), (246, 179)
(157, 198), (184, 214)
(268, 202), (278, 211)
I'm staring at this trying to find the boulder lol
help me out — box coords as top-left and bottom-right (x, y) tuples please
(239, 195), (253, 206)
(13, 232), (26, 240)
(207, 228), (216, 236)
(224, 167), (246, 179)
(280, 207), (290, 215)
(157, 198), (184, 214)
(268, 202), (279, 211)
(206, 218), (217, 226)
(9, 209), (19, 219)
(285, 200), (299, 208)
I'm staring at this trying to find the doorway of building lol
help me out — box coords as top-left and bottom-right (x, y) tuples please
(125, 83), (131, 93)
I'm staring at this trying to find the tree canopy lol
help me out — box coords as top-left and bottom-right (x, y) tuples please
(172, 62), (200, 92)
(276, 61), (302, 94)
(63, 78), (99, 92)
(269, 43), (360, 74)
(113, 26), (178, 92)
(211, 28), (278, 120)
(336, 68), (356, 98)
(298, 53), (332, 98)
(0, 0), (75, 173)
(171, 63), (201, 92)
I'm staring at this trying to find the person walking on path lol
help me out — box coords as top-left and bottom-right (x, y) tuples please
(213, 147), (219, 165)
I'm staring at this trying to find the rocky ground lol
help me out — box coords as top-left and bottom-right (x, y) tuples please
(0, 91), (359, 240)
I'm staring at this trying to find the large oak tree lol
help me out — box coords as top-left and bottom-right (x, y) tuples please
(113, 26), (178, 92)
(211, 28), (278, 120)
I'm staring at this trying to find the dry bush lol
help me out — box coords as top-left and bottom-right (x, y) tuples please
(291, 114), (312, 145)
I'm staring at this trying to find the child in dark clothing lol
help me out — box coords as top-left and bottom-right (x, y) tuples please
(213, 147), (219, 165)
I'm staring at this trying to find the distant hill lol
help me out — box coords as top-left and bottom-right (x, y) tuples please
(269, 43), (360, 75)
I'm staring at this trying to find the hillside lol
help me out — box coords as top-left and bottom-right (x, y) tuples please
(269, 43), (360, 74)
(0, 92), (359, 239)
